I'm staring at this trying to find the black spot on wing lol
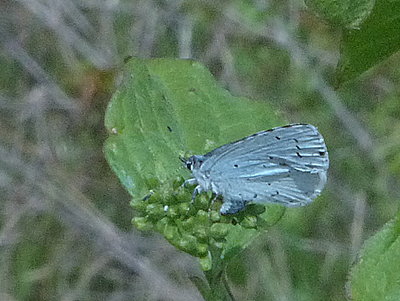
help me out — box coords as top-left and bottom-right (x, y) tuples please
(296, 152), (303, 158)
(271, 191), (280, 196)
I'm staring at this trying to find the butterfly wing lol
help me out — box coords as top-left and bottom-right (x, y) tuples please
(199, 124), (329, 214)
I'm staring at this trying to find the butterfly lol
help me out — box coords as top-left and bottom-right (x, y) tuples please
(182, 124), (329, 215)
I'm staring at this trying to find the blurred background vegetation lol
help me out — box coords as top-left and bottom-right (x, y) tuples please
(1, 0), (400, 300)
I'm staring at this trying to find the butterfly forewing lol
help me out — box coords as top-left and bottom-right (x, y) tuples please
(199, 124), (328, 207)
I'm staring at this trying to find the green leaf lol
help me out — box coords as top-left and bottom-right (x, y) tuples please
(105, 57), (282, 199)
(336, 0), (400, 85)
(104, 57), (286, 265)
(220, 204), (285, 261)
(349, 210), (400, 301)
(305, 0), (375, 29)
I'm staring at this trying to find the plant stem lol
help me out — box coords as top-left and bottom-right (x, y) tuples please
(202, 246), (235, 301)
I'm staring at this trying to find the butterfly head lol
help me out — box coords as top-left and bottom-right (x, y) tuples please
(180, 155), (205, 171)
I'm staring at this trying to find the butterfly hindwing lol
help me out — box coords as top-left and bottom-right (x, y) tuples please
(197, 124), (328, 210)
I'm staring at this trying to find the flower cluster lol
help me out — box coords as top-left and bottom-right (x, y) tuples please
(130, 177), (273, 270)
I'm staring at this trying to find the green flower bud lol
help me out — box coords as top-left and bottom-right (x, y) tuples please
(196, 210), (210, 224)
(172, 177), (185, 189)
(145, 203), (166, 220)
(194, 194), (210, 210)
(130, 198), (147, 212)
(219, 215), (233, 224)
(177, 202), (190, 216)
(163, 222), (180, 241)
(178, 234), (198, 253)
(165, 205), (180, 218)
(192, 225), (209, 242)
(209, 210), (221, 222)
(181, 217), (196, 231)
(132, 217), (153, 231)
(147, 191), (161, 203)
(196, 243), (209, 258)
(155, 217), (169, 233)
(175, 189), (191, 203)
(210, 223), (229, 240)
(199, 252), (212, 271)
(240, 216), (258, 229)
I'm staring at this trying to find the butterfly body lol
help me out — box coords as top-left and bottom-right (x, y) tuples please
(184, 124), (329, 215)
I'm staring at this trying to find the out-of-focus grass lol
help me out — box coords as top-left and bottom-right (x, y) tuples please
(1, 1), (399, 300)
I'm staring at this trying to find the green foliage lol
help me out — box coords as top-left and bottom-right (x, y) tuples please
(337, 0), (400, 85)
(306, 0), (400, 86)
(6, 0), (400, 299)
(105, 58), (282, 197)
(305, 0), (375, 29)
(349, 211), (400, 301)
(104, 58), (286, 298)
(307, 2), (400, 299)
(11, 215), (64, 300)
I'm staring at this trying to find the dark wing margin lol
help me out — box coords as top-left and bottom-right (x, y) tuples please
(202, 124), (328, 174)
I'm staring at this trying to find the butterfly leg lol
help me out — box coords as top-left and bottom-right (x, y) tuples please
(142, 190), (154, 201)
(192, 185), (204, 201)
(183, 178), (197, 187)
(208, 194), (220, 212)
(182, 178), (201, 203)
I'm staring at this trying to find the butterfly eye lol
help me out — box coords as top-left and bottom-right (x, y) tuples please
(196, 159), (204, 168)
(186, 162), (192, 170)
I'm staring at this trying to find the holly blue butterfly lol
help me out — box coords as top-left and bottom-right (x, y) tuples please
(182, 124), (329, 215)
